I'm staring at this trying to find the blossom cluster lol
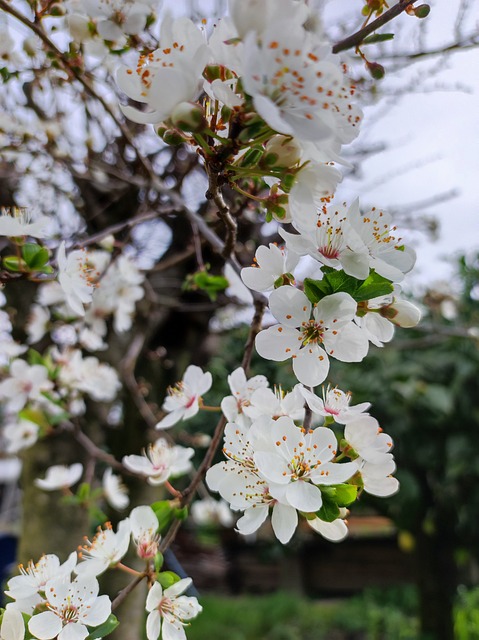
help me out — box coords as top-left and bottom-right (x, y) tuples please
(1, 505), (201, 640)
(210, 370), (398, 543)
(0, 0), (428, 639)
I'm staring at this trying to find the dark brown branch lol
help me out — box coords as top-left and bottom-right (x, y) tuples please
(205, 164), (237, 258)
(73, 428), (125, 472)
(111, 572), (148, 611)
(159, 296), (266, 553)
(0, 0), (164, 191)
(379, 35), (479, 61)
(332, 0), (418, 54)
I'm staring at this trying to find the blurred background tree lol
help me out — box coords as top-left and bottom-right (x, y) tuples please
(332, 253), (479, 640)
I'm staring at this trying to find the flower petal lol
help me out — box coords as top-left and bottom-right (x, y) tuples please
(28, 611), (62, 640)
(285, 481), (323, 512)
(271, 502), (298, 544)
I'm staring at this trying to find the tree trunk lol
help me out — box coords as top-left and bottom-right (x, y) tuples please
(415, 522), (457, 640)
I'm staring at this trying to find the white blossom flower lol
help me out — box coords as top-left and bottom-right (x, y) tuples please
(206, 416), (357, 544)
(130, 505), (161, 559)
(56, 349), (121, 402)
(0, 607), (25, 640)
(358, 311), (395, 348)
(4, 418), (40, 454)
(0, 29), (25, 71)
(82, 0), (154, 42)
(103, 468), (129, 510)
(28, 575), (111, 640)
(26, 304), (50, 344)
(56, 242), (96, 317)
(344, 416), (394, 465)
(6, 553), (77, 609)
(228, 0), (309, 40)
(241, 243), (299, 293)
(0, 337), (27, 366)
(123, 439), (194, 485)
(306, 513), (349, 542)
(347, 201), (416, 282)
(34, 463), (83, 491)
(0, 359), (53, 413)
(360, 458), (399, 497)
(156, 365), (212, 429)
(117, 15), (210, 126)
(191, 498), (234, 528)
(76, 519), (131, 577)
(207, 462), (299, 543)
(145, 578), (202, 640)
(300, 385), (370, 424)
(0, 208), (48, 238)
(220, 366), (269, 428)
(252, 416), (358, 513)
(280, 201), (369, 279)
(244, 385), (305, 422)
(288, 163), (343, 223)
(241, 20), (361, 151)
(255, 287), (369, 387)
(357, 295), (421, 347)
(89, 255), (145, 334)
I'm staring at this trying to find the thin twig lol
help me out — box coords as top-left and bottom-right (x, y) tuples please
(159, 296), (266, 553)
(73, 427), (125, 472)
(111, 572), (148, 611)
(0, 0), (163, 190)
(120, 331), (163, 432)
(205, 164), (237, 258)
(332, 0), (418, 54)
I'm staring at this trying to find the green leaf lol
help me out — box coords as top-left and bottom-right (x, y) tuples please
(157, 571), (181, 589)
(2, 255), (26, 272)
(331, 483), (359, 507)
(151, 500), (174, 532)
(303, 278), (328, 304)
(240, 147), (263, 167)
(354, 271), (394, 302)
(154, 552), (164, 573)
(19, 408), (50, 430)
(87, 614), (119, 639)
(304, 270), (393, 305)
(22, 243), (50, 269)
(316, 494), (340, 523)
(183, 268), (229, 302)
(174, 506), (189, 521)
(362, 33), (394, 44)
(28, 349), (44, 366)
(76, 482), (91, 501)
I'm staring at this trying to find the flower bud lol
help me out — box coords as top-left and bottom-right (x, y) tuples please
(366, 61), (385, 80)
(23, 37), (39, 57)
(414, 4), (431, 18)
(170, 102), (206, 133)
(98, 234), (115, 251)
(49, 3), (66, 16)
(67, 15), (93, 42)
(262, 135), (302, 168)
(161, 128), (185, 146)
(380, 300), (421, 328)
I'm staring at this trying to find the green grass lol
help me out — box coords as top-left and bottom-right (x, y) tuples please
(186, 589), (419, 640)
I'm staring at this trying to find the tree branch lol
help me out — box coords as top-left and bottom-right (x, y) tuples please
(205, 164), (237, 258)
(332, 0), (418, 54)
(0, 0), (164, 191)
